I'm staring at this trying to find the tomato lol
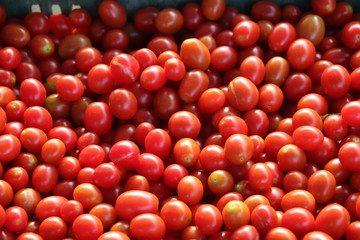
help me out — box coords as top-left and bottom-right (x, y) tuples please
(339, 141), (360, 171)
(135, 153), (164, 181)
(31, 163), (58, 194)
(98, 231), (130, 240)
(265, 227), (297, 240)
(180, 38), (210, 70)
(281, 190), (316, 212)
(248, 163), (273, 191)
(84, 102), (113, 135)
(39, 216), (67, 240)
(251, 204), (278, 235)
(160, 200), (192, 231)
(250, 0), (281, 24)
(147, 36), (178, 56)
(210, 46), (237, 72)
(115, 190), (158, 221)
(194, 204), (222, 235)
(296, 14), (325, 46)
(163, 164), (188, 189)
(0, 134), (21, 162)
(154, 8), (183, 35)
(341, 21), (360, 50)
(201, 0), (225, 20)
(208, 170), (234, 196)
(79, 144), (105, 168)
(110, 53), (140, 85)
(177, 176), (204, 205)
(314, 203), (350, 239)
(341, 101), (360, 128)
(4, 206), (28, 232)
(321, 64), (351, 98)
(0, 179), (13, 207)
(227, 76), (259, 111)
(0, 47), (21, 70)
(72, 214), (104, 240)
(88, 203), (117, 231)
(108, 88), (137, 120)
(264, 56), (290, 86)
(239, 56), (265, 86)
(34, 196), (67, 222)
(139, 65), (167, 91)
(168, 111), (201, 139)
(257, 83), (283, 113)
(325, 1), (353, 28)
(264, 131), (292, 157)
(268, 22), (296, 52)
(1, 23), (30, 48)
(134, 7), (158, 33)
(173, 138), (200, 167)
(287, 38), (316, 70)
(60, 200), (84, 223)
(292, 126), (324, 151)
(58, 33), (91, 59)
(93, 163), (121, 188)
(222, 200), (250, 231)
(109, 140), (139, 170)
(277, 144), (306, 172)
(20, 78), (46, 107)
(3, 167), (29, 192)
(98, 0), (126, 28)
(233, 20), (260, 47)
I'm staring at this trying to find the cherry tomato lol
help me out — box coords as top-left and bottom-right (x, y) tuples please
(72, 214), (104, 240)
(314, 203), (350, 239)
(180, 38), (210, 71)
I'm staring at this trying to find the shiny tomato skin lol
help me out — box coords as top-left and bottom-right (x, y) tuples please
(194, 204), (223, 235)
(287, 38), (316, 71)
(72, 214), (104, 240)
(233, 20), (260, 47)
(4, 206), (28, 232)
(115, 190), (159, 222)
(110, 53), (140, 85)
(108, 88), (137, 120)
(227, 76), (259, 112)
(177, 176), (204, 205)
(307, 170), (336, 204)
(130, 213), (166, 240)
(168, 111), (201, 139)
(339, 142), (360, 171)
(268, 22), (296, 52)
(296, 14), (325, 46)
(251, 204), (278, 235)
(160, 199), (192, 231)
(321, 64), (351, 98)
(84, 102), (113, 135)
(314, 203), (350, 239)
(31, 163), (58, 194)
(180, 38), (211, 71)
(239, 56), (265, 86)
(98, 0), (127, 28)
(0, 134), (21, 162)
(224, 133), (254, 165)
(222, 200), (250, 231)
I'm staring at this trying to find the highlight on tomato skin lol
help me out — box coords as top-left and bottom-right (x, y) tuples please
(0, 0), (360, 239)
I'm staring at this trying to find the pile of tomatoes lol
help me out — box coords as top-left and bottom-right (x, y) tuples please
(0, 0), (360, 239)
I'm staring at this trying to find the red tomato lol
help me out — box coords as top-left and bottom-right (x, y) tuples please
(233, 20), (260, 47)
(115, 190), (159, 221)
(287, 38), (316, 70)
(180, 38), (210, 70)
(314, 203), (350, 239)
(98, 0), (127, 28)
(72, 214), (104, 240)
(195, 204), (223, 235)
